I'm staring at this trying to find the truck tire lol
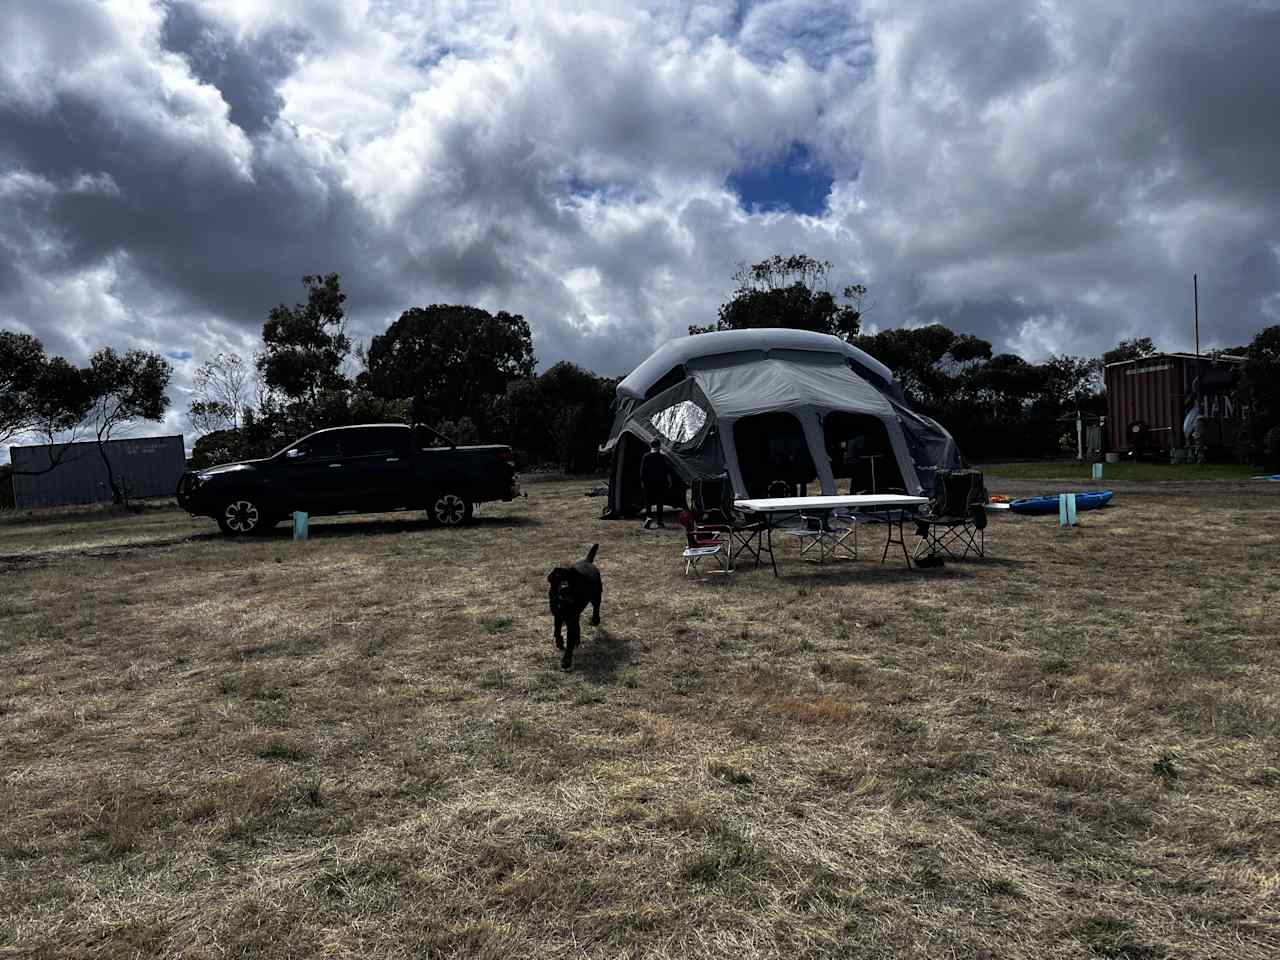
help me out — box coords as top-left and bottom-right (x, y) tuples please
(216, 497), (270, 536)
(430, 492), (473, 526)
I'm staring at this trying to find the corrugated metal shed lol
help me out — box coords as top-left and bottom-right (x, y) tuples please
(9, 435), (187, 509)
(1105, 354), (1244, 454)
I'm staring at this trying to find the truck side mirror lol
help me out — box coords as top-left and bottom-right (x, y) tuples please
(285, 448), (307, 461)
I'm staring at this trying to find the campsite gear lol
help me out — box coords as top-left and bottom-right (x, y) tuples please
(600, 329), (968, 518)
(1252, 475), (1280, 481)
(734, 494), (929, 576)
(1008, 491), (1114, 515)
(912, 468), (988, 560)
(1059, 494), (1077, 527)
(789, 509), (856, 564)
(676, 510), (731, 577)
(691, 476), (768, 566)
(292, 511), (309, 541)
(1091, 463), (1103, 479)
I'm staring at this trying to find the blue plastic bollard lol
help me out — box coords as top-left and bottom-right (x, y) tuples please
(1067, 493), (1077, 525)
(292, 511), (309, 541)
(1092, 462), (1103, 480)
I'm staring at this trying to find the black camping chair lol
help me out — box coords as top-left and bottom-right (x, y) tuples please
(913, 469), (988, 561)
(692, 476), (768, 569)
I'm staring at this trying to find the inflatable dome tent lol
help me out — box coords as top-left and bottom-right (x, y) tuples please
(600, 328), (966, 518)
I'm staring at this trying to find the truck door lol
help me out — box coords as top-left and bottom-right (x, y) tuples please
(336, 427), (413, 508)
(283, 434), (347, 512)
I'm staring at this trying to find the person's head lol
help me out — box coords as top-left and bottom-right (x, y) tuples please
(650, 439), (660, 451)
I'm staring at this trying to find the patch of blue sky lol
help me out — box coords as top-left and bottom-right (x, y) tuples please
(165, 350), (193, 361)
(727, 142), (833, 216)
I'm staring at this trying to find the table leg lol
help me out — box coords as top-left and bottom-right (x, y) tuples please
(873, 509), (912, 567)
(766, 515), (778, 577)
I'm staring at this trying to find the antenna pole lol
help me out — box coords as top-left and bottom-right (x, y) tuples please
(1194, 273), (1199, 358)
(1193, 275), (1202, 449)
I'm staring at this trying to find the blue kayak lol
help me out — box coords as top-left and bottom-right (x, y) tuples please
(1008, 491), (1114, 515)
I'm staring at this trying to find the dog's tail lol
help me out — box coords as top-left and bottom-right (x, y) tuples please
(584, 543), (599, 564)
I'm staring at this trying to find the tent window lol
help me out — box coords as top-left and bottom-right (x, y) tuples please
(651, 400), (707, 444)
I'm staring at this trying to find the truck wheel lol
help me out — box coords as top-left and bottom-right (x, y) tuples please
(430, 492), (473, 526)
(217, 498), (268, 536)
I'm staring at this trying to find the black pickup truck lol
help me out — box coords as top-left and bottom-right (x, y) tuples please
(176, 423), (520, 536)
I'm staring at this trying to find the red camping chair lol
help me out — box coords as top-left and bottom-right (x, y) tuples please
(692, 476), (766, 568)
(676, 510), (731, 577)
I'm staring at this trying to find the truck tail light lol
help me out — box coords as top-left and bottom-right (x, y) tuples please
(496, 449), (513, 461)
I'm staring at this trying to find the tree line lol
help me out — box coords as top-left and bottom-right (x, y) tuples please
(5, 256), (1280, 506)
(1, 334), (173, 502)
(181, 274), (617, 474)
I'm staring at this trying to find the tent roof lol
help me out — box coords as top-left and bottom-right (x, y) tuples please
(689, 355), (895, 420)
(617, 328), (895, 400)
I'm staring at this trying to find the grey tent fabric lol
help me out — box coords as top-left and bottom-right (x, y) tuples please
(601, 329), (967, 518)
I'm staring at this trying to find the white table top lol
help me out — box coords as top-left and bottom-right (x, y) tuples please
(734, 494), (929, 512)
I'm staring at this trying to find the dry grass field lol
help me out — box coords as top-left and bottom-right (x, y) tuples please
(2, 478), (1278, 959)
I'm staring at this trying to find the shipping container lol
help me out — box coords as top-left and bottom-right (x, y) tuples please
(9, 435), (187, 510)
(1105, 354), (1244, 456)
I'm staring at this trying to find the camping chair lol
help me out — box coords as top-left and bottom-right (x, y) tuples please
(788, 507), (856, 564)
(692, 476), (768, 569)
(913, 469), (988, 560)
(767, 479), (792, 498)
(676, 510), (731, 577)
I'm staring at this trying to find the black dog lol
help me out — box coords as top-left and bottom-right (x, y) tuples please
(547, 544), (602, 671)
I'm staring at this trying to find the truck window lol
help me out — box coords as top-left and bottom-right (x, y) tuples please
(413, 425), (453, 449)
(298, 437), (342, 460)
(341, 428), (408, 458)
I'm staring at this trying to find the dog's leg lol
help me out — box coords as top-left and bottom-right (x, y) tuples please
(553, 613), (564, 650)
(562, 617), (580, 671)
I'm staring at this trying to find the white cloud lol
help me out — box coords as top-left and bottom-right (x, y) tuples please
(1, 0), (254, 181)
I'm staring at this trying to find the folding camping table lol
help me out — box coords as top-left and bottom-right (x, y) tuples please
(733, 494), (930, 576)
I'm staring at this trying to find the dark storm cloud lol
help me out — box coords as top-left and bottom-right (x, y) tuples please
(1130, 6), (1280, 203)
(850, 0), (1280, 357)
(0, 91), (395, 336)
(160, 1), (304, 134)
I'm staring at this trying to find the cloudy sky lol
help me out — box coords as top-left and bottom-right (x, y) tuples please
(3, 0), (1279, 446)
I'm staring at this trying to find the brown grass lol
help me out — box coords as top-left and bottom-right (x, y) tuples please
(1, 479), (1278, 958)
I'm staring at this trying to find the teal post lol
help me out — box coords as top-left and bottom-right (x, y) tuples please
(1092, 463), (1103, 480)
(1054, 496), (1075, 527)
(292, 511), (309, 541)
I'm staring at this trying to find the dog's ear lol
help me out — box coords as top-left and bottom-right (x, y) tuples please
(548, 567), (566, 584)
